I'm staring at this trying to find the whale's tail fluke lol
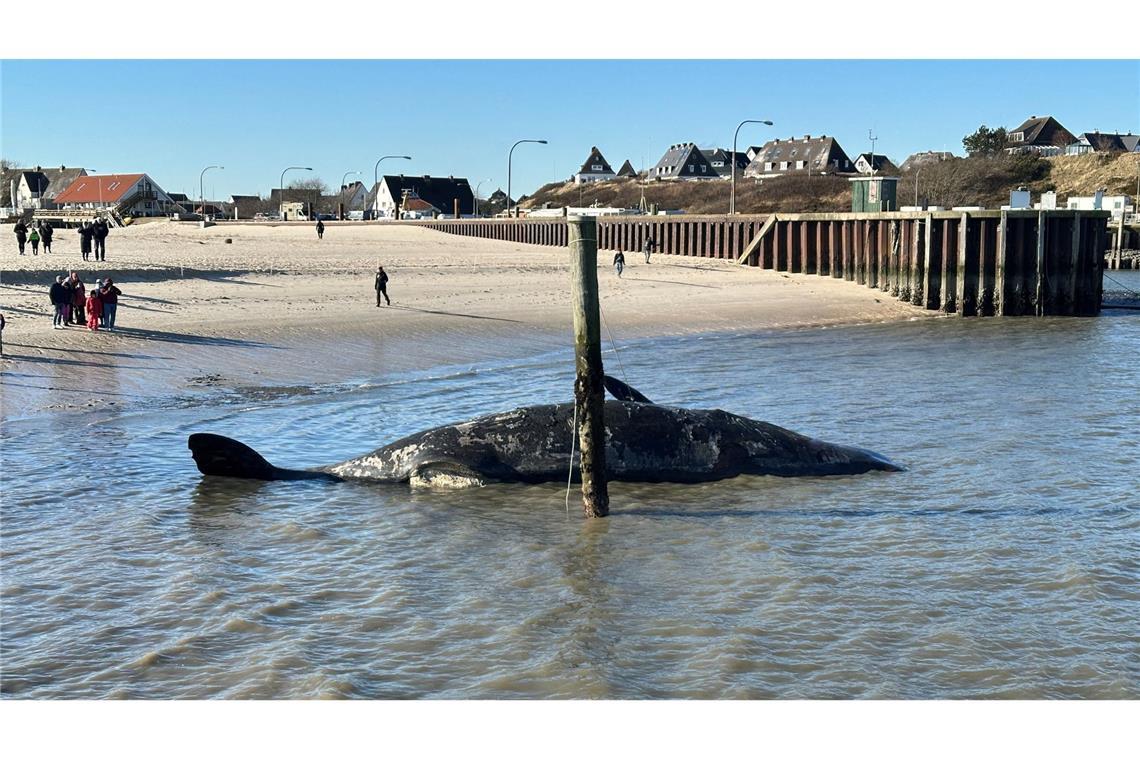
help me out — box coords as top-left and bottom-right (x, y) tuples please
(188, 433), (340, 482)
(603, 375), (654, 404)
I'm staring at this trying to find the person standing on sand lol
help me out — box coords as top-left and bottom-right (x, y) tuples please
(60, 274), (75, 325)
(14, 220), (28, 255)
(86, 285), (103, 332)
(70, 272), (86, 325)
(50, 275), (68, 329)
(643, 234), (655, 264)
(78, 222), (95, 261)
(613, 250), (625, 278)
(100, 278), (122, 331)
(93, 218), (109, 261)
(316, 219), (325, 240)
(375, 266), (390, 306)
(28, 225), (41, 255)
(0, 312), (6, 356)
(40, 221), (53, 254)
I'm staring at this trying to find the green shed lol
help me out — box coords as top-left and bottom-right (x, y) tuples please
(849, 176), (899, 212)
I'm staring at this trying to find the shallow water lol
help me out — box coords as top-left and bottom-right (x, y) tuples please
(2, 297), (1139, 698)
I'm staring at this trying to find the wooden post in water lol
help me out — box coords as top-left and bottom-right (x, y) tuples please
(568, 216), (609, 519)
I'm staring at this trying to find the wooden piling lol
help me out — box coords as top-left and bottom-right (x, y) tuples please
(995, 212), (1008, 316)
(568, 216), (609, 519)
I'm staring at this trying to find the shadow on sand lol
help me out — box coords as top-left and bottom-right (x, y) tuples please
(386, 305), (523, 323)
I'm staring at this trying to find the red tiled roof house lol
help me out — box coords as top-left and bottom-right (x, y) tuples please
(54, 173), (177, 217)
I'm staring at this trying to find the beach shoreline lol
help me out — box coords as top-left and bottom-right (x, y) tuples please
(0, 221), (933, 420)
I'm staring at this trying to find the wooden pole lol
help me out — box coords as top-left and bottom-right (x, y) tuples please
(568, 216), (609, 519)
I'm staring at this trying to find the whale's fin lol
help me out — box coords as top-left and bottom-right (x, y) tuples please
(603, 375), (654, 404)
(188, 433), (340, 481)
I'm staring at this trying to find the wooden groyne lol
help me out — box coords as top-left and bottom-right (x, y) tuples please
(421, 210), (1109, 317)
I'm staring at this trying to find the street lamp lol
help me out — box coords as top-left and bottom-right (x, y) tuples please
(279, 166), (312, 220)
(372, 155), (412, 218)
(730, 119), (773, 215)
(508, 139), (547, 218)
(200, 165), (223, 219)
(474, 178), (492, 217)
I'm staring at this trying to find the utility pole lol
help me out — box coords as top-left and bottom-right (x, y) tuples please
(568, 215), (609, 518)
(868, 129), (879, 177)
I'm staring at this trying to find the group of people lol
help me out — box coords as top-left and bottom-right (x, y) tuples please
(612, 235), (657, 277)
(11, 218), (110, 260)
(48, 271), (122, 331)
(12, 220), (54, 255)
(77, 219), (111, 261)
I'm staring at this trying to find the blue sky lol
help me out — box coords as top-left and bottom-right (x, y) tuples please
(2, 60), (1137, 201)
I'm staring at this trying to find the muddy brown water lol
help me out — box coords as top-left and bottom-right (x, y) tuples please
(2, 290), (1138, 698)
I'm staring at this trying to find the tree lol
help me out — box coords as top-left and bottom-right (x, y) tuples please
(962, 125), (1008, 157)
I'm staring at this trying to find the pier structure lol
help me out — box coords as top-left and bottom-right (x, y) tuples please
(421, 210), (1109, 317)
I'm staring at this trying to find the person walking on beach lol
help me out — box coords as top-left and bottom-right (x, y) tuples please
(375, 266), (390, 306)
(316, 219), (325, 240)
(14, 220), (28, 255)
(39, 221), (53, 254)
(50, 275), (68, 329)
(78, 222), (95, 261)
(85, 285), (103, 331)
(0, 312), (6, 356)
(28, 224), (41, 255)
(643, 234), (656, 264)
(613, 250), (625, 278)
(93, 218), (109, 261)
(100, 278), (121, 331)
(69, 272), (86, 325)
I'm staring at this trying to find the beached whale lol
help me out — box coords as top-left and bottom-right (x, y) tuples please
(188, 387), (902, 487)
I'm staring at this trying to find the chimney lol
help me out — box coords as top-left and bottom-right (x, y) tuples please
(802, 135), (810, 141)
(61, 165), (66, 171)
(423, 174), (430, 180)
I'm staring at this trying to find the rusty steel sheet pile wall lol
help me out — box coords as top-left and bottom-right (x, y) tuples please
(420, 210), (1107, 317)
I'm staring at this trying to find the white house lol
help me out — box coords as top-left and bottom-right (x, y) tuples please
(574, 147), (616, 184)
(54, 173), (176, 217)
(13, 166), (88, 210)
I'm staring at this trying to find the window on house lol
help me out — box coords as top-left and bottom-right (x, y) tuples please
(592, 164), (603, 171)
(765, 162), (773, 172)
(780, 162), (788, 170)
(700, 165), (706, 173)
(1011, 132), (1024, 142)
(796, 161), (806, 170)
(687, 165), (693, 172)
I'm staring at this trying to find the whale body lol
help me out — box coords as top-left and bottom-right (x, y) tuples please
(188, 400), (902, 488)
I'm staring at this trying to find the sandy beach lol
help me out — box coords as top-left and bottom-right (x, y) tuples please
(0, 220), (929, 417)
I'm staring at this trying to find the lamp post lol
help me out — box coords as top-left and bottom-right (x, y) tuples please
(279, 166), (312, 220)
(508, 139), (547, 218)
(730, 119), (773, 215)
(474, 178), (492, 217)
(200, 165), (223, 219)
(868, 130), (879, 177)
(372, 155), (411, 218)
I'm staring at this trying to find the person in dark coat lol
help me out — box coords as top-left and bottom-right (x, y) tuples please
(93, 218), (109, 261)
(100, 278), (122, 331)
(69, 272), (86, 325)
(14, 220), (28, 255)
(613, 250), (625, 277)
(39, 221), (53, 254)
(0, 312), (6, 356)
(375, 266), (390, 306)
(316, 219), (325, 240)
(50, 275), (68, 328)
(60, 274), (74, 325)
(643, 235), (656, 264)
(78, 222), (95, 261)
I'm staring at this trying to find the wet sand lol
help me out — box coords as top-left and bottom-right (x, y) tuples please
(0, 221), (929, 417)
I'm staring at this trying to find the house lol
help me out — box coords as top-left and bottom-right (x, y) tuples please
(53, 173), (176, 217)
(335, 180), (368, 212)
(1121, 134), (1140, 152)
(398, 194), (441, 220)
(229, 194), (261, 219)
(700, 149), (750, 179)
(13, 166), (89, 210)
(899, 151), (954, 172)
(745, 146), (765, 162)
(652, 143), (717, 180)
(574, 147), (616, 184)
(743, 135), (853, 178)
(616, 160), (638, 179)
(1065, 132), (1134, 155)
(1065, 192), (1132, 220)
(1006, 115), (1076, 156)
(854, 153), (898, 175)
(367, 175), (474, 219)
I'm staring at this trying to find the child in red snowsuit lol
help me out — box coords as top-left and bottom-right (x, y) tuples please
(86, 291), (103, 331)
